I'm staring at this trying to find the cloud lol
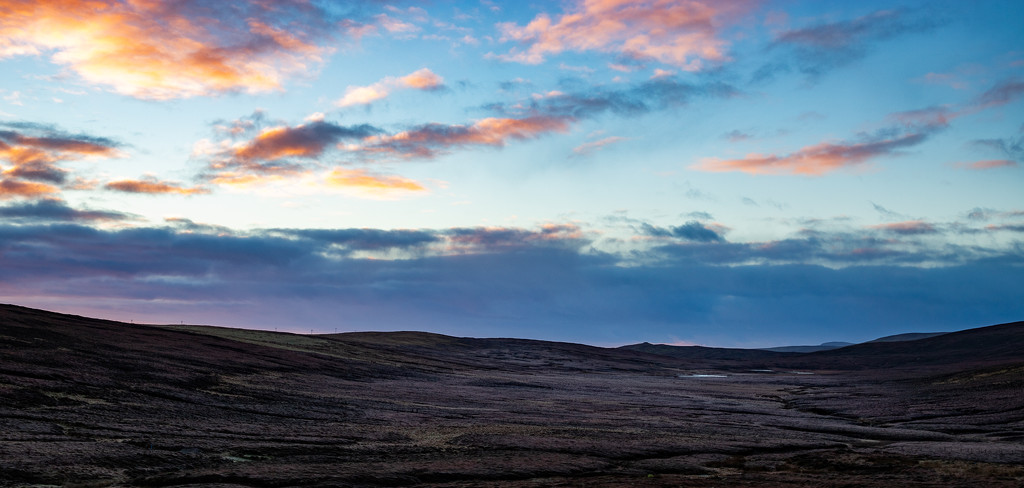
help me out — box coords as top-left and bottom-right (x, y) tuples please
(694, 131), (929, 175)
(324, 168), (426, 194)
(105, 178), (210, 195)
(987, 224), (1024, 233)
(361, 116), (572, 159)
(492, 0), (754, 69)
(336, 68), (445, 107)
(507, 77), (740, 120)
(968, 126), (1023, 167)
(871, 202), (906, 221)
(276, 228), (440, 253)
(917, 72), (970, 90)
(444, 224), (587, 252)
(0, 122), (122, 198)
(203, 118), (381, 185)
(0, 179), (60, 199)
(1, 124), (121, 181)
(869, 220), (939, 235)
(641, 221), (725, 242)
(887, 106), (956, 130)
(0, 0), (362, 99)
(970, 78), (1024, 111)
(399, 68), (445, 90)
(723, 130), (753, 142)
(572, 136), (627, 156)
(201, 111), (572, 187)
(684, 211), (714, 221)
(209, 77), (737, 174)
(954, 159), (1018, 170)
(1, 221), (1020, 345)
(373, 13), (419, 35)
(0, 199), (131, 222)
(766, 8), (936, 80)
(229, 121), (380, 163)
(701, 79), (1023, 176)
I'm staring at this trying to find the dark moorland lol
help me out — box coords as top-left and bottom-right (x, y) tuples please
(1, 304), (1022, 487)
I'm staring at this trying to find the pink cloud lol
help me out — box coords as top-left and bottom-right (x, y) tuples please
(970, 78), (1024, 111)
(869, 221), (939, 235)
(445, 224), (586, 253)
(954, 159), (1018, 170)
(918, 72), (969, 90)
(363, 116), (572, 159)
(694, 132), (928, 175)
(337, 68), (444, 107)
(698, 77), (1023, 177)
(493, 0), (753, 69)
(573, 136), (628, 155)
(105, 178), (210, 195)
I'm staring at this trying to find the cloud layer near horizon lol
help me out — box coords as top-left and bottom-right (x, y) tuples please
(0, 217), (1020, 345)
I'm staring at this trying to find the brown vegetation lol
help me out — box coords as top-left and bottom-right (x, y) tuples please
(1, 304), (1022, 487)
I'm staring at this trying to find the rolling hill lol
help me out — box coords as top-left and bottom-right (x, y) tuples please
(2, 304), (1022, 487)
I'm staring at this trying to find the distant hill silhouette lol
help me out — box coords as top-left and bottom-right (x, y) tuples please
(760, 341), (855, 353)
(866, 332), (948, 343)
(768, 321), (1024, 371)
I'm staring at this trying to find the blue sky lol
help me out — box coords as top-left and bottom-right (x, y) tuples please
(0, 0), (1021, 347)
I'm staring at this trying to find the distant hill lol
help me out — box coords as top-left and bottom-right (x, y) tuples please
(4, 303), (1017, 375)
(769, 321), (1024, 371)
(867, 332), (948, 343)
(617, 342), (795, 362)
(759, 331), (950, 353)
(760, 341), (855, 353)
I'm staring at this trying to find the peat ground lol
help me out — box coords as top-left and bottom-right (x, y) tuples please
(1, 304), (1022, 487)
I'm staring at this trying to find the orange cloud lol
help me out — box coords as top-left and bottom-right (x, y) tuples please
(0, 1), (337, 99)
(205, 167), (426, 199)
(0, 133), (120, 170)
(105, 178), (210, 195)
(207, 172), (298, 188)
(1, 123), (122, 199)
(0, 179), (60, 199)
(694, 132), (928, 175)
(337, 68), (444, 107)
(400, 68), (444, 90)
(494, 0), (753, 69)
(325, 169), (426, 193)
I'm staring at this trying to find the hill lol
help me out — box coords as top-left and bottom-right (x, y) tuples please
(760, 341), (855, 353)
(770, 320), (1024, 372)
(2, 304), (1022, 487)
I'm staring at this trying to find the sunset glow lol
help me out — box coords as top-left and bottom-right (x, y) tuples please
(0, 0), (1021, 346)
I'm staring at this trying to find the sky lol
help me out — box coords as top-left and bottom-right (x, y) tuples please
(0, 0), (1022, 347)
